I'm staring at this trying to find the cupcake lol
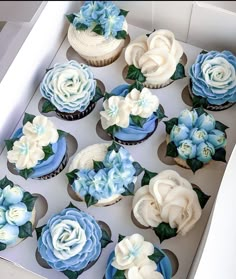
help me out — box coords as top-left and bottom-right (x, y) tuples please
(67, 141), (142, 207)
(189, 50), (236, 111)
(164, 107), (228, 172)
(105, 233), (172, 279)
(100, 82), (165, 145)
(5, 113), (68, 180)
(66, 1), (128, 67)
(36, 203), (111, 277)
(125, 29), (186, 88)
(132, 170), (210, 242)
(0, 176), (37, 250)
(40, 60), (104, 120)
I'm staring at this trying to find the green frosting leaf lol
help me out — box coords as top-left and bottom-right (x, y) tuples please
(146, 29), (156, 37)
(122, 182), (135, 196)
(66, 169), (79, 185)
(195, 106), (206, 117)
(118, 234), (125, 242)
(66, 202), (80, 210)
(75, 23), (88, 31)
(171, 63), (186, 80)
(166, 141), (178, 158)
(22, 192), (37, 211)
(101, 228), (112, 248)
(35, 225), (45, 240)
(92, 86), (104, 103)
(200, 50), (208, 55)
(92, 24), (104, 35)
(57, 129), (68, 139)
(212, 148), (226, 163)
(126, 65), (146, 83)
(155, 105), (167, 120)
(186, 158), (204, 173)
(130, 115), (146, 128)
(66, 14), (76, 24)
(192, 95), (208, 109)
(93, 160), (105, 172)
(119, 9), (129, 17)
(141, 169), (157, 186)
(19, 168), (34, 180)
(154, 222), (177, 243)
(23, 113), (35, 126)
(115, 30), (127, 40)
(0, 176), (14, 189)
(42, 99), (56, 113)
(128, 81), (144, 92)
(192, 187), (210, 209)
(42, 145), (54, 161)
(62, 269), (84, 279)
(85, 194), (98, 207)
(132, 161), (143, 176)
(0, 242), (7, 251)
(164, 118), (178, 134)
(148, 247), (165, 264)
(113, 269), (126, 279)
(215, 121), (229, 133)
(5, 139), (17, 151)
(18, 221), (33, 238)
(106, 125), (120, 136)
(107, 141), (121, 153)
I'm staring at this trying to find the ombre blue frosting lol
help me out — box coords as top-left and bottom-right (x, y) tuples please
(12, 128), (66, 178)
(105, 248), (172, 279)
(111, 84), (158, 141)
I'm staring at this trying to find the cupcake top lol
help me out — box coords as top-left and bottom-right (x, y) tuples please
(105, 233), (172, 279)
(100, 83), (165, 142)
(125, 29), (185, 86)
(133, 170), (210, 242)
(5, 113), (67, 179)
(67, 141), (141, 206)
(40, 60), (97, 113)
(37, 204), (111, 274)
(67, 1), (128, 57)
(189, 50), (236, 105)
(164, 107), (228, 172)
(0, 176), (37, 250)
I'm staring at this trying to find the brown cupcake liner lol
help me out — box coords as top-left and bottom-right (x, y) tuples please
(55, 102), (96, 121)
(188, 79), (235, 111)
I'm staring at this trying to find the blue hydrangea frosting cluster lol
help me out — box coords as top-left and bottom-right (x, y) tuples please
(189, 50), (236, 105)
(38, 207), (102, 272)
(169, 109), (227, 163)
(70, 1), (126, 38)
(72, 146), (136, 200)
(0, 184), (32, 246)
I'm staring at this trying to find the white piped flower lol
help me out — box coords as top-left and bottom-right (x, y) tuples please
(126, 261), (164, 279)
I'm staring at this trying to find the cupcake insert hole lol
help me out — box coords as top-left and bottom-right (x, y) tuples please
(162, 249), (179, 277)
(123, 34), (131, 48)
(38, 97), (56, 117)
(122, 65), (134, 85)
(7, 161), (18, 176)
(66, 46), (88, 64)
(130, 209), (150, 230)
(67, 184), (83, 202)
(157, 141), (176, 166)
(180, 52), (188, 66)
(181, 85), (193, 106)
(96, 120), (113, 141)
(35, 248), (51, 269)
(96, 79), (106, 95)
(66, 133), (78, 158)
(33, 194), (48, 229)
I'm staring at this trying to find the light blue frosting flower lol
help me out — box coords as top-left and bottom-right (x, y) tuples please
(5, 203), (31, 226)
(80, 1), (104, 21)
(196, 142), (215, 163)
(2, 185), (24, 205)
(0, 224), (19, 245)
(0, 206), (6, 226)
(170, 124), (190, 146)
(178, 109), (198, 129)
(38, 208), (102, 272)
(189, 50), (236, 105)
(195, 113), (215, 132)
(208, 129), (227, 149)
(190, 128), (208, 145)
(109, 84), (158, 141)
(40, 60), (96, 113)
(177, 139), (197, 160)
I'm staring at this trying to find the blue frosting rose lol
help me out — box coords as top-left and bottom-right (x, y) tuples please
(189, 50), (236, 105)
(40, 60), (96, 113)
(38, 208), (102, 272)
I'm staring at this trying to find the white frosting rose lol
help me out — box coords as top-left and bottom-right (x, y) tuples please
(125, 35), (148, 68)
(5, 202), (31, 226)
(139, 49), (176, 86)
(112, 233), (154, 270)
(126, 261), (164, 279)
(100, 96), (132, 129)
(125, 88), (159, 118)
(201, 57), (236, 93)
(51, 220), (86, 260)
(23, 115), (58, 147)
(147, 29), (183, 63)
(7, 136), (45, 170)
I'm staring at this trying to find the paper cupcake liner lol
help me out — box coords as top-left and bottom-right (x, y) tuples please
(188, 80), (235, 111)
(110, 119), (159, 146)
(143, 79), (174, 89)
(81, 50), (123, 67)
(35, 154), (68, 180)
(55, 102), (96, 121)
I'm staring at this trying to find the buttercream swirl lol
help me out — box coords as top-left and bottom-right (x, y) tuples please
(40, 60), (96, 113)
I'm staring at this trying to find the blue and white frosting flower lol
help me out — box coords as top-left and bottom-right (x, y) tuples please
(196, 142), (215, 163)
(178, 109), (198, 129)
(170, 124), (190, 146)
(5, 203), (31, 226)
(177, 139), (197, 160)
(189, 50), (236, 105)
(0, 224), (19, 245)
(40, 60), (96, 113)
(2, 185), (24, 205)
(208, 129), (227, 149)
(37, 208), (102, 272)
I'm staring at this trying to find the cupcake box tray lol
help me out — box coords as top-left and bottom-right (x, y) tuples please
(0, 23), (236, 279)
